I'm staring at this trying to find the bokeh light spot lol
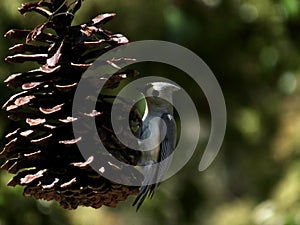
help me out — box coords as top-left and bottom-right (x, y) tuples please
(260, 46), (279, 68)
(201, 0), (222, 7)
(278, 72), (297, 94)
(239, 3), (259, 23)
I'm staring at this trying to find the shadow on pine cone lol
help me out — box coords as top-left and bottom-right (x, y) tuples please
(1, 0), (143, 209)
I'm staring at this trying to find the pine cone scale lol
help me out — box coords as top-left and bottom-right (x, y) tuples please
(1, 0), (143, 210)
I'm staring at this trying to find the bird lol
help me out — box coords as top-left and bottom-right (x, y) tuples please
(132, 81), (180, 210)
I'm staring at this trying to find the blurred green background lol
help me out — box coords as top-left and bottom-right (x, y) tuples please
(1, 0), (300, 224)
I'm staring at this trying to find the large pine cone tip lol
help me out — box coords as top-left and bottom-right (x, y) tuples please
(1, 0), (143, 209)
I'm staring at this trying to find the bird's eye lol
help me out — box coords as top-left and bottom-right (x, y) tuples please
(152, 90), (159, 97)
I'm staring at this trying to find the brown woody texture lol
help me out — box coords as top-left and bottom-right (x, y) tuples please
(1, 0), (143, 209)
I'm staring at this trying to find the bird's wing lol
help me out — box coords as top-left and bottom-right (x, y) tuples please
(150, 113), (176, 195)
(133, 113), (176, 210)
(159, 113), (177, 161)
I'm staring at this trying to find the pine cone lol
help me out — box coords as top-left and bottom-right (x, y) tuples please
(1, 0), (143, 209)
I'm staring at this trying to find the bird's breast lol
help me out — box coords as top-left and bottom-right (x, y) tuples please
(138, 117), (161, 165)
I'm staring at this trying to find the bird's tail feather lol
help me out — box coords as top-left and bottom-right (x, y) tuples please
(132, 164), (159, 211)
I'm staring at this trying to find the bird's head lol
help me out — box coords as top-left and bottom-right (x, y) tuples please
(137, 82), (180, 112)
(138, 82), (180, 98)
